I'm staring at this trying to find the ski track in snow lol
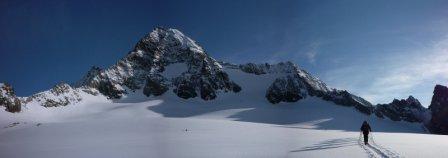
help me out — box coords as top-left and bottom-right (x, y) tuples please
(358, 134), (402, 158)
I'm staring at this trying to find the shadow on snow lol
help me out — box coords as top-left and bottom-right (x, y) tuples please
(290, 138), (358, 152)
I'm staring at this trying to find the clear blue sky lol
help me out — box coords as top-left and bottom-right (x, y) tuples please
(1, 0), (447, 106)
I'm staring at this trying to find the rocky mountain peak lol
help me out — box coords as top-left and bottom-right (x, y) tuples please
(135, 27), (205, 56)
(77, 28), (240, 100)
(405, 96), (420, 105)
(388, 95), (424, 109)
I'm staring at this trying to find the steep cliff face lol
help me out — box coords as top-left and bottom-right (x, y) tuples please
(76, 27), (240, 100)
(427, 85), (448, 134)
(0, 83), (21, 112)
(375, 96), (427, 123)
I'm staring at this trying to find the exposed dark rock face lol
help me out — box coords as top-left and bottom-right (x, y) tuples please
(238, 62), (299, 75)
(239, 63), (269, 75)
(25, 83), (82, 107)
(374, 96), (426, 122)
(266, 75), (307, 104)
(0, 83), (21, 113)
(321, 90), (374, 115)
(75, 66), (102, 87)
(124, 77), (141, 91)
(427, 85), (448, 134)
(96, 81), (125, 99)
(173, 77), (197, 99)
(200, 81), (216, 100)
(143, 74), (169, 97)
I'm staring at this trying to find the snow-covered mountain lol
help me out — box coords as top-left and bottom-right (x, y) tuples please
(223, 62), (374, 114)
(70, 27), (373, 115)
(75, 27), (240, 100)
(0, 27), (445, 134)
(3, 27), (448, 158)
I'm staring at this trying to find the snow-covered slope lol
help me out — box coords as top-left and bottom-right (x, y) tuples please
(0, 70), (437, 157)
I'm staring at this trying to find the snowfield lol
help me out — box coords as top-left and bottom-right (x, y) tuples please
(0, 68), (447, 158)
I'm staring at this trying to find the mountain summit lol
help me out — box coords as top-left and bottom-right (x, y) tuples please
(76, 27), (241, 100)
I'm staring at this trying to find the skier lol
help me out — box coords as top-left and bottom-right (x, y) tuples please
(360, 121), (372, 145)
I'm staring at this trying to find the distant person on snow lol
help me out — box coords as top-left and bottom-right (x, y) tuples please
(360, 121), (372, 145)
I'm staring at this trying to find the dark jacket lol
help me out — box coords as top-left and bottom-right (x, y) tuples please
(360, 122), (371, 135)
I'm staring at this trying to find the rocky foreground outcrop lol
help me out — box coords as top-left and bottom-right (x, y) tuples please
(427, 85), (448, 134)
(0, 83), (21, 112)
(375, 96), (427, 122)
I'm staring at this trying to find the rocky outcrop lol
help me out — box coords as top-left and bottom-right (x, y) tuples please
(427, 85), (448, 134)
(143, 74), (169, 97)
(173, 77), (198, 99)
(0, 83), (21, 112)
(374, 96), (427, 122)
(25, 83), (82, 107)
(266, 75), (307, 104)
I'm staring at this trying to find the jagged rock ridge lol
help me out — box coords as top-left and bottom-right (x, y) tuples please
(375, 96), (427, 122)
